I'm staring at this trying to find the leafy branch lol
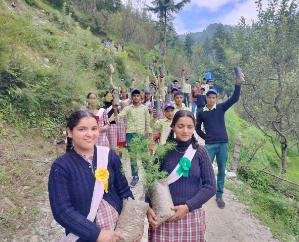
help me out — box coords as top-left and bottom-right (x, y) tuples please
(128, 134), (175, 189)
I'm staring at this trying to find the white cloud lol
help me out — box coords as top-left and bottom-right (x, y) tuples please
(218, 0), (258, 25)
(173, 18), (188, 35)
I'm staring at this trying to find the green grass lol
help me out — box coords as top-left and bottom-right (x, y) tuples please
(226, 108), (279, 170)
(226, 108), (299, 184)
(225, 108), (299, 241)
(286, 154), (299, 183)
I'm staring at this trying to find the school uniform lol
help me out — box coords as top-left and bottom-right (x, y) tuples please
(152, 118), (172, 145)
(104, 102), (118, 150)
(117, 98), (131, 147)
(117, 103), (152, 177)
(173, 103), (190, 114)
(149, 140), (216, 242)
(196, 85), (241, 198)
(48, 148), (133, 242)
(195, 94), (207, 112)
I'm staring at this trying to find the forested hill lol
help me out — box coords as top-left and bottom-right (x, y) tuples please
(0, 0), (155, 127)
(179, 23), (233, 43)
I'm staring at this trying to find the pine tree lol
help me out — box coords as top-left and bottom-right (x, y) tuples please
(184, 33), (195, 62)
(147, 0), (191, 59)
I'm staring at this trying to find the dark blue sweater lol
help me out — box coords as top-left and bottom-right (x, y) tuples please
(161, 140), (216, 211)
(48, 148), (133, 242)
(196, 85), (241, 144)
(195, 94), (206, 108)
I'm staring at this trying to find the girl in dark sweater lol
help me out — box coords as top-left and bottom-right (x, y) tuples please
(148, 110), (216, 242)
(103, 91), (119, 150)
(48, 111), (133, 242)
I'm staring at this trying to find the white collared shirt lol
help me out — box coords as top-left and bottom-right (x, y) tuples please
(203, 104), (217, 112)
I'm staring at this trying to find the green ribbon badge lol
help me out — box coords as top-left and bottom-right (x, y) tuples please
(176, 157), (191, 177)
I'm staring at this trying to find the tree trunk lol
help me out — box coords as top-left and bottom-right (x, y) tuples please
(163, 13), (167, 58)
(281, 141), (287, 174)
(232, 134), (242, 172)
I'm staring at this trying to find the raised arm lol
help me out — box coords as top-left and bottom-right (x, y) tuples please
(221, 84), (241, 112)
(222, 69), (244, 111)
(113, 105), (128, 121)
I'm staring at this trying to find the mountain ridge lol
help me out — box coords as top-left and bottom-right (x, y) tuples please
(179, 23), (233, 43)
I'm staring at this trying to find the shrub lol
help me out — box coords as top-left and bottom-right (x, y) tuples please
(47, 0), (64, 9)
(25, 0), (36, 6)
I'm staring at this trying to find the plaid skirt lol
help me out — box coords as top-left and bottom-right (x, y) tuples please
(117, 117), (127, 147)
(95, 200), (119, 230)
(97, 132), (110, 147)
(149, 208), (206, 242)
(107, 124), (118, 150)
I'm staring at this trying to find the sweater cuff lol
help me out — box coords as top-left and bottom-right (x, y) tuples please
(185, 200), (195, 212)
(90, 227), (101, 242)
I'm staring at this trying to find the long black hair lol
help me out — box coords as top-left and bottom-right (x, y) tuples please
(65, 110), (96, 152)
(103, 91), (113, 108)
(167, 110), (199, 149)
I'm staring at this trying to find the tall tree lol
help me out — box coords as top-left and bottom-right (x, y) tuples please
(212, 24), (227, 64)
(238, 0), (299, 173)
(184, 32), (195, 62)
(147, 0), (190, 60)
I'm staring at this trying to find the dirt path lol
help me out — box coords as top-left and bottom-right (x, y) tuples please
(204, 189), (279, 242)
(10, 155), (278, 242)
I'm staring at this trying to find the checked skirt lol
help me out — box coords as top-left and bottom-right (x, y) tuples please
(95, 199), (119, 230)
(149, 208), (206, 242)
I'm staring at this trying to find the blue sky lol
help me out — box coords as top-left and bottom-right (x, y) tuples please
(173, 0), (259, 34)
(122, 0), (260, 34)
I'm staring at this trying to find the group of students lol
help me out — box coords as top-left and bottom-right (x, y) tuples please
(48, 70), (244, 242)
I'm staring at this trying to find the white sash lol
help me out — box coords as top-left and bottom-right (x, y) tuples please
(96, 108), (105, 118)
(106, 105), (113, 114)
(62, 146), (110, 242)
(167, 144), (197, 185)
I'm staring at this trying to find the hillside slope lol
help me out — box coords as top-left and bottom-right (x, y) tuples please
(0, 0), (147, 128)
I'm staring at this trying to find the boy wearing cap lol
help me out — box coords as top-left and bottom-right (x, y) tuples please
(114, 88), (152, 187)
(152, 103), (175, 145)
(196, 74), (243, 209)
